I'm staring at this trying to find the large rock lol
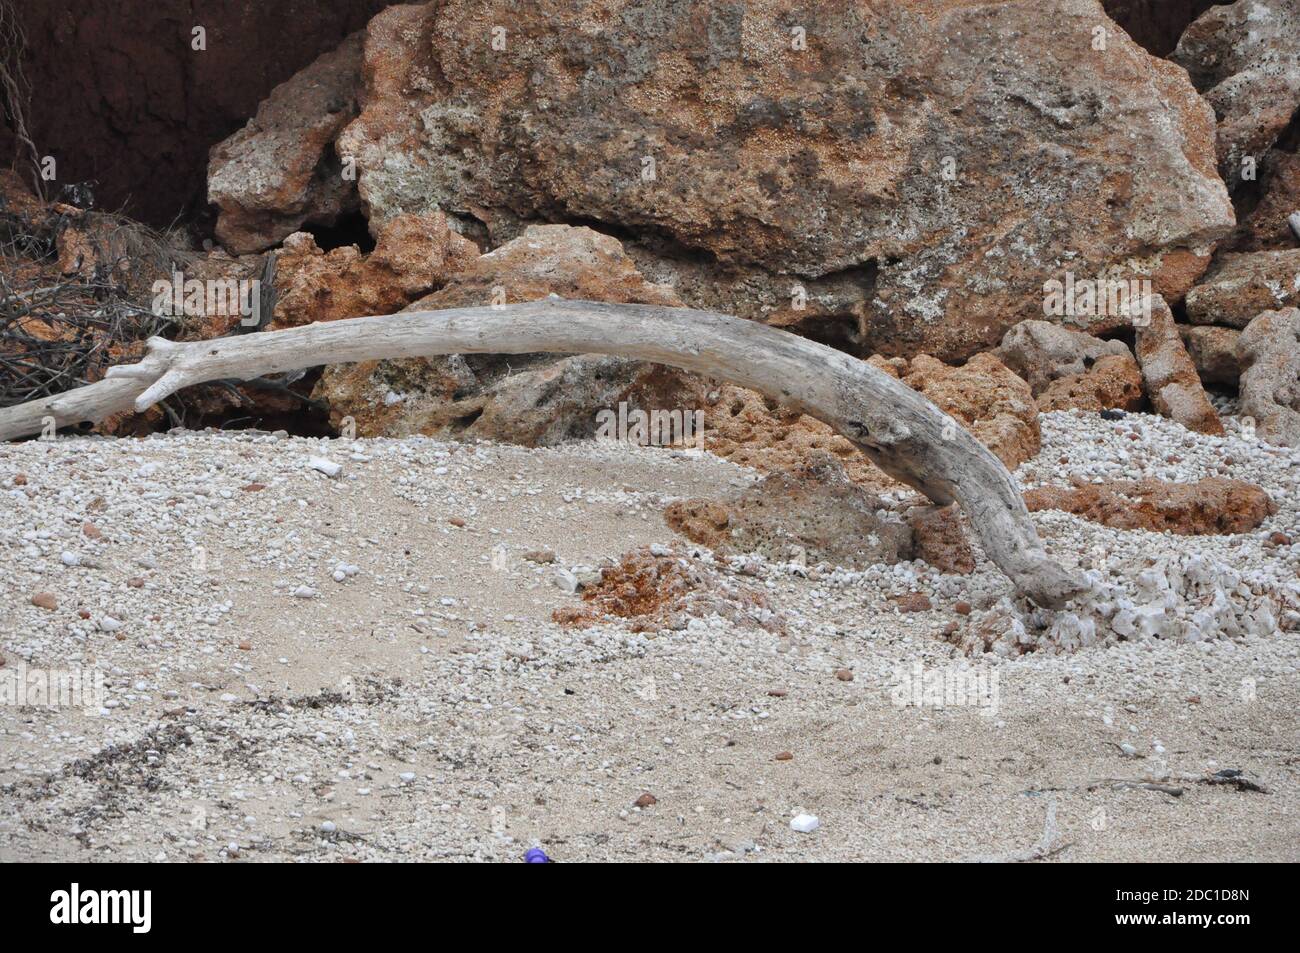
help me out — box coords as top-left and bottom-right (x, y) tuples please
(870, 353), (1041, 469)
(994, 319), (1143, 412)
(1237, 307), (1300, 446)
(312, 224), (703, 442)
(208, 33), (365, 254)
(1134, 295), (1224, 434)
(1185, 251), (1300, 327)
(1024, 477), (1275, 535)
(1172, 0), (1300, 190)
(336, 0), (1232, 361)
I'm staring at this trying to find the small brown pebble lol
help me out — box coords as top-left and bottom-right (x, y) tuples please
(77, 609), (91, 619)
(1058, 456), (1068, 465)
(114, 633), (126, 641)
(954, 601), (972, 615)
(241, 482), (267, 492)
(31, 591), (58, 611)
(774, 751), (794, 761)
(82, 522), (101, 539)
(767, 689), (787, 698)
(1187, 695), (1201, 705)
(891, 592), (933, 613)
(523, 549), (556, 564)
(634, 792), (657, 808)
(13, 473), (27, 486)
(1267, 531), (1292, 547)
(449, 516), (467, 527)
(238, 641), (252, 651)
(126, 577), (144, 588)
(834, 668), (854, 682)
(941, 621), (959, 637)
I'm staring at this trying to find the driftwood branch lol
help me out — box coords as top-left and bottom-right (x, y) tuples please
(0, 299), (1087, 607)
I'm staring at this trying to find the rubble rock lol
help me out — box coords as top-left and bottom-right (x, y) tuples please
(208, 33), (366, 254)
(1179, 326), (1243, 387)
(1237, 307), (1300, 446)
(552, 547), (783, 634)
(271, 211), (477, 329)
(1037, 355), (1145, 413)
(1134, 295), (1224, 435)
(871, 353), (1041, 469)
(663, 452), (913, 569)
(995, 320), (1133, 394)
(312, 225), (702, 442)
(336, 0), (1231, 361)
(995, 320), (1143, 412)
(701, 385), (901, 494)
(905, 505), (976, 575)
(1172, 0), (1300, 190)
(1024, 477), (1275, 534)
(1185, 251), (1300, 328)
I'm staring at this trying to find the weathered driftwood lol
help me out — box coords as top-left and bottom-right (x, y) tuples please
(0, 299), (1087, 607)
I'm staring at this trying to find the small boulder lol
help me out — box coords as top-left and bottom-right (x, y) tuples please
(1185, 251), (1300, 328)
(1134, 295), (1224, 435)
(1024, 477), (1275, 535)
(1237, 307), (1300, 447)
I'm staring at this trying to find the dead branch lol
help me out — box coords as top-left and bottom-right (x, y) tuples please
(0, 299), (1089, 608)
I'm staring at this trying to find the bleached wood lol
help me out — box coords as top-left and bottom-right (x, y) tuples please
(0, 299), (1087, 607)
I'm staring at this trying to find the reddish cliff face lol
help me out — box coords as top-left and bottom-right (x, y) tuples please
(0, 0), (390, 226)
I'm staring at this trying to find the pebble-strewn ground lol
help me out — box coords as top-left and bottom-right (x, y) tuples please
(1, 409), (1297, 862)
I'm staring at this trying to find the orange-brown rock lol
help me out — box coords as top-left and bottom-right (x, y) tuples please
(1024, 477), (1275, 535)
(336, 0), (1231, 361)
(1134, 295), (1224, 435)
(1185, 251), (1300, 328)
(552, 547), (782, 634)
(905, 505), (976, 575)
(701, 385), (901, 494)
(1172, 0), (1300, 190)
(1229, 151), (1300, 252)
(995, 319), (1143, 413)
(871, 353), (1041, 469)
(271, 211), (477, 329)
(1037, 354), (1145, 413)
